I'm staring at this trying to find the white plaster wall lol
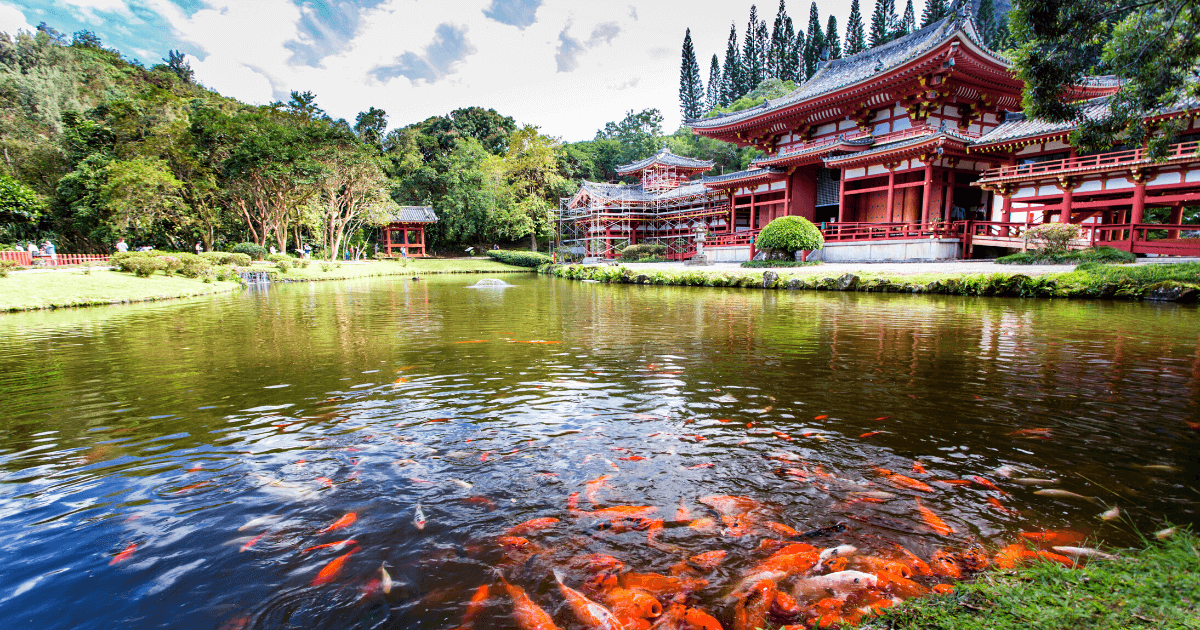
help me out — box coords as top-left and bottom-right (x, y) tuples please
(838, 120), (857, 131)
(1150, 171), (1181, 185)
(817, 123), (837, 136)
(867, 164), (888, 176)
(1038, 185), (1058, 196)
(1107, 178), (1133, 189)
(1076, 180), (1102, 192)
(1014, 187), (1037, 198)
(928, 116), (942, 127)
(1017, 145), (1039, 155)
(893, 117), (912, 131)
(769, 181), (786, 190)
(845, 167), (866, 179)
(1045, 139), (1070, 151)
(1186, 169), (1200, 183)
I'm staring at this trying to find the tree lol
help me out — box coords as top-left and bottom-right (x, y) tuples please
(418, 106), (517, 155)
(825, 15), (842, 60)
(870, 0), (897, 47)
(163, 50), (193, 83)
(595, 109), (664, 169)
(282, 91), (325, 120)
(1010, 0), (1200, 157)
(742, 6), (765, 93)
(679, 29), (705, 121)
(721, 24), (742, 104)
(706, 54), (723, 111)
(72, 30), (102, 48)
(845, 0), (868, 54)
(354, 107), (388, 150)
(756, 215), (824, 259)
(921, 0), (949, 27)
(100, 157), (187, 238)
(314, 142), (395, 261)
(899, 0), (916, 37)
(977, 0), (998, 47)
(504, 126), (564, 251)
(768, 0), (791, 79)
(0, 174), (44, 241)
(803, 2), (824, 78)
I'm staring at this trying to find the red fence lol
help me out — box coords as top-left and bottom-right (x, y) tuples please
(979, 140), (1200, 181)
(0, 251), (110, 267)
(821, 221), (957, 242)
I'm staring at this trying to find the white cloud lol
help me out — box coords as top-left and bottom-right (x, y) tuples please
(135, 0), (859, 140)
(0, 3), (33, 35)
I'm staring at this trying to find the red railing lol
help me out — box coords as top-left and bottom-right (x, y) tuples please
(821, 221), (957, 242)
(980, 140), (1200, 181)
(767, 129), (871, 160)
(707, 232), (757, 247)
(1, 251), (110, 267)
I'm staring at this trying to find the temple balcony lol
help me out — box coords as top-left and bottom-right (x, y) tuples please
(977, 140), (1200, 185)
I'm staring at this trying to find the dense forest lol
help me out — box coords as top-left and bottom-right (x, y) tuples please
(0, 26), (762, 256)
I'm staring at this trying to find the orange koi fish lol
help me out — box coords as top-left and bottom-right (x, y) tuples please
(688, 550), (727, 570)
(894, 545), (933, 576)
(312, 547), (359, 586)
(916, 498), (954, 536)
(507, 518), (559, 536)
(675, 503), (692, 521)
(585, 475), (613, 506)
(873, 569), (929, 598)
(459, 584), (490, 628)
(732, 579), (777, 630)
(934, 479), (971, 486)
(814, 415), (829, 420)
(698, 495), (762, 517)
(987, 497), (1020, 516)
(619, 456), (647, 461)
(685, 463), (714, 470)
(688, 517), (716, 531)
(602, 586), (662, 628)
(969, 475), (1006, 493)
(766, 522), (799, 538)
(501, 578), (562, 630)
(1019, 530), (1086, 546)
(875, 468), (934, 493)
(239, 532), (267, 553)
(859, 431), (883, 438)
(302, 539), (356, 554)
(175, 481), (210, 494)
(584, 505), (658, 520)
(874, 415), (892, 421)
(110, 542), (137, 565)
(553, 570), (624, 630)
(932, 583), (955, 594)
(318, 512), (357, 534)
(682, 607), (723, 630)
(930, 550), (963, 578)
(621, 572), (707, 598)
(912, 461), (927, 475)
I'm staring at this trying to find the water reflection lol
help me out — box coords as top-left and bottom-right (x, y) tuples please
(0, 275), (1196, 629)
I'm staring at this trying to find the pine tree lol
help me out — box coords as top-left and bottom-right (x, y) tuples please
(825, 15), (842, 60)
(870, 0), (896, 47)
(721, 23), (743, 104)
(742, 5), (764, 93)
(768, 0), (789, 79)
(803, 2), (823, 78)
(845, 0), (868, 55)
(977, 0), (997, 46)
(679, 28), (705, 121)
(706, 54), (722, 111)
(791, 26), (805, 82)
(755, 19), (770, 83)
(898, 0), (915, 37)
(921, 0), (949, 27)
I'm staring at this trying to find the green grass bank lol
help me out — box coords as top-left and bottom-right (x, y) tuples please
(541, 262), (1200, 302)
(868, 530), (1199, 630)
(1, 258), (532, 312)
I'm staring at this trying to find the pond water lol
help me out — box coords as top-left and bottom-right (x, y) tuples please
(0, 274), (1196, 629)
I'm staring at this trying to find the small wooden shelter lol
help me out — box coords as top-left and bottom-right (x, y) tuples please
(383, 206), (438, 257)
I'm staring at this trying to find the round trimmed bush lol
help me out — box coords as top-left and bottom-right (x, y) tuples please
(756, 216), (824, 259)
(230, 242), (268, 261)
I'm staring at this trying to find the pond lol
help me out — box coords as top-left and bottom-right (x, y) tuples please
(0, 274), (1196, 629)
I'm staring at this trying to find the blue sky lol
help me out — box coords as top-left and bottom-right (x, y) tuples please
(0, 0), (863, 141)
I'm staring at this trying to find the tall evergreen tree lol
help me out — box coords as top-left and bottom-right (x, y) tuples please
(803, 2), (823, 78)
(679, 28), (705, 121)
(825, 15), (842, 59)
(921, 0), (949, 27)
(742, 5), (764, 92)
(706, 54), (722, 111)
(721, 23), (743, 104)
(977, 0), (997, 46)
(755, 19), (770, 83)
(870, 0), (896, 47)
(768, 0), (789, 79)
(845, 0), (868, 55)
(898, 0), (915, 37)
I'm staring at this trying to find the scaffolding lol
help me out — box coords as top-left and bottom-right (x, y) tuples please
(556, 162), (730, 261)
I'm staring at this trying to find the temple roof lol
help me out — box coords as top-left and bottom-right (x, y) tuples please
(690, 11), (1001, 131)
(971, 95), (1200, 150)
(701, 167), (787, 186)
(572, 180), (714, 204)
(389, 206), (438, 223)
(614, 147), (715, 175)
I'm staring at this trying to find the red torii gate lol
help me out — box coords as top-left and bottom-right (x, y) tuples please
(383, 206), (438, 258)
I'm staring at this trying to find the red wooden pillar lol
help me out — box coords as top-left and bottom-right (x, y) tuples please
(1168, 203), (1184, 239)
(385, 225), (393, 255)
(728, 192), (736, 233)
(750, 189), (757, 231)
(920, 161), (933, 227)
(1060, 186), (1073, 223)
(1128, 174), (1147, 247)
(837, 174), (847, 223)
(1001, 191), (1014, 237)
(885, 166), (896, 223)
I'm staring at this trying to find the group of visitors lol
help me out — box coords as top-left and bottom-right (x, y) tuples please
(23, 240), (56, 260)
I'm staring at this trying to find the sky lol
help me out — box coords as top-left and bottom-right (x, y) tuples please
(0, 0), (877, 142)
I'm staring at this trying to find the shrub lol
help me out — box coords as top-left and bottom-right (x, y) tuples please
(740, 260), (822, 268)
(756, 216), (824, 258)
(1026, 223), (1081, 255)
(620, 243), (667, 260)
(268, 253), (293, 270)
(275, 260), (290, 273)
(200, 251), (252, 267)
(0, 260), (18, 277)
(996, 246), (1136, 265)
(487, 250), (552, 268)
(126, 256), (165, 277)
(230, 242), (268, 261)
(320, 262), (333, 272)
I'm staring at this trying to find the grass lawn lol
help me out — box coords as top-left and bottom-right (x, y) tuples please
(264, 257), (531, 281)
(0, 269), (241, 312)
(869, 531), (1200, 629)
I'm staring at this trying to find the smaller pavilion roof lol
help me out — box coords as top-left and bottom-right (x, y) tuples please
(615, 147), (714, 175)
(388, 206), (438, 224)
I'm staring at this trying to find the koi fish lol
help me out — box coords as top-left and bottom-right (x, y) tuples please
(875, 468), (934, 493)
(987, 497), (1020, 517)
(859, 431), (883, 438)
(968, 475), (1005, 493)
(689, 550), (727, 570)
(318, 513), (357, 534)
(688, 517), (716, 531)
(451, 478), (473, 489)
(766, 522), (799, 538)
(462, 496), (498, 510)
(894, 545), (933, 576)
(380, 563), (393, 594)
(110, 542), (137, 565)
(175, 481), (210, 494)
(793, 571), (878, 599)
(1010, 428), (1052, 437)
(1052, 546), (1116, 560)
(619, 456), (647, 461)
(239, 532), (267, 552)
(601, 586), (662, 627)
(819, 545), (857, 561)
(916, 499), (954, 536)
(414, 502), (426, 530)
(507, 518), (559, 536)
(1033, 489), (1096, 503)
(1019, 530), (1085, 546)
(932, 584), (955, 594)
(238, 515), (281, 531)
(460, 584), (490, 627)
(1100, 506), (1121, 521)
(312, 547), (359, 586)
(930, 550), (962, 578)
(553, 570), (623, 630)
(302, 539), (356, 554)
(874, 416), (892, 421)
(685, 463), (714, 469)
(501, 578), (563, 630)
(912, 461), (927, 475)
(935, 479), (972, 486)
(814, 415), (829, 420)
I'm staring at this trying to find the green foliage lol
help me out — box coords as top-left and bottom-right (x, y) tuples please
(230, 242), (267, 260)
(199, 251), (251, 266)
(679, 29), (705, 121)
(486, 249), (551, 268)
(740, 259), (822, 268)
(705, 78), (797, 117)
(1025, 223), (1082, 255)
(845, 0), (868, 55)
(111, 250), (212, 278)
(996, 246), (1136, 265)
(620, 243), (668, 261)
(267, 253), (293, 269)
(0, 260), (19, 277)
(756, 216), (824, 256)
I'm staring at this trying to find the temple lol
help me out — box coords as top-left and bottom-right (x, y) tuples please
(383, 206), (438, 257)
(556, 7), (1200, 262)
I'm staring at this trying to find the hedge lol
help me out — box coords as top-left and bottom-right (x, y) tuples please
(620, 243), (667, 261)
(756, 216), (824, 257)
(996, 246), (1136, 265)
(230, 242), (268, 260)
(200, 251), (252, 267)
(486, 250), (551, 268)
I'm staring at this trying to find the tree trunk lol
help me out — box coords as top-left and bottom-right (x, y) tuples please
(530, 230), (537, 252)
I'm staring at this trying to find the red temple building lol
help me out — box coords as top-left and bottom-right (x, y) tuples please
(383, 206), (437, 257)
(557, 8), (1200, 262)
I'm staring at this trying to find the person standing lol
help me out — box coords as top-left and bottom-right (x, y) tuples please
(194, 241), (203, 255)
(115, 238), (129, 253)
(43, 240), (56, 263)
